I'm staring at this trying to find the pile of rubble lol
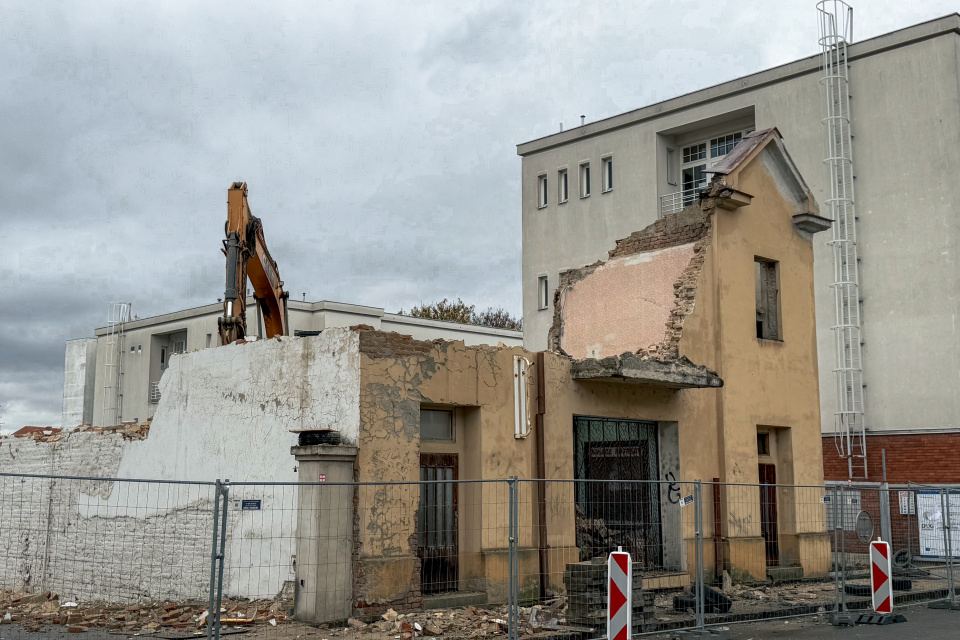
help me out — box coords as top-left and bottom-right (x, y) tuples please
(343, 606), (511, 639)
(0, 589), (289, 634)
(8, 419), (152, 444)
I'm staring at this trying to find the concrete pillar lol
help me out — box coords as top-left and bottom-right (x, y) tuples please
(291, 444), (357, 624)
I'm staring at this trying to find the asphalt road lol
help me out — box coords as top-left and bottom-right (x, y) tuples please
(723, 604), (959, 640)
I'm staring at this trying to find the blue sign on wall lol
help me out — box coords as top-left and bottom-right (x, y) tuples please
(241, 500), (262, 511)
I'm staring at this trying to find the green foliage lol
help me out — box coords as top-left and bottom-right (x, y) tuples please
(398, 298), (522, 331)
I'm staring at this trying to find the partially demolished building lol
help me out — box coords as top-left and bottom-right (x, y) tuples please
(3, 129), (831, 620)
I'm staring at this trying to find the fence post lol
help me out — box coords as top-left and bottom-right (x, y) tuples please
(942, 489), (955, 605)
(694, 480), (704, 631)
(207, 480), (222, 640)
(207, 480), (230, 640)
(508, 477), (519, 640)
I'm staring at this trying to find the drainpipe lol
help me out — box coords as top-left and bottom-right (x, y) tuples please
(535, 352), (548, 599)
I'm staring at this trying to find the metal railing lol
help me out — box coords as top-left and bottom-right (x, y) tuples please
(659, 186), (703, 218)
(0, 473), (957, 639)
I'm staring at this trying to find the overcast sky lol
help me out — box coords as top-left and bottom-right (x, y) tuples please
(1, 0), (955, 430)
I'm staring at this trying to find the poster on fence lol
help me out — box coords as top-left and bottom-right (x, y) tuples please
(916, 490), (960, 558)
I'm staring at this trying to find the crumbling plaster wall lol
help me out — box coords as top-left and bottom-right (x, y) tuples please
(549, 206), (713, 361)
(1, 329), (363, 603)
(354, 330), (537, 611)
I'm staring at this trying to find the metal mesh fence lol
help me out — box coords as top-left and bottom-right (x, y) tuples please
(0, 472), (217, 638)
(2, 473), (958, 639)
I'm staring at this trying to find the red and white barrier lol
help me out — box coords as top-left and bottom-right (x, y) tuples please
(608, 548), (632, 640)
(870, 539), (893, 614)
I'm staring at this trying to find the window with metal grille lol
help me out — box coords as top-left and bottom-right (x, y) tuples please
(573, 416), (662, 567)
(418, 453), (458, 593)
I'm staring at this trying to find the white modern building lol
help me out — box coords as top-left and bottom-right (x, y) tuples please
(518, 12), (960, 478)
(62, 299), (522, 429)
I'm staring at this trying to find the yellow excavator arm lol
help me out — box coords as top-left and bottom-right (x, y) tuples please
(218, 182), (290, 344)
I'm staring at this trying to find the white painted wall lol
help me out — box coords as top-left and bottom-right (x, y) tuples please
(61, 338), (97, 428)
(2, 329), (362, 603)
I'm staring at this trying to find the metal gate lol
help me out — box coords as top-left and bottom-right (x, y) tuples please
(418, 453), (459, 593)
(573, 416), (662, 567)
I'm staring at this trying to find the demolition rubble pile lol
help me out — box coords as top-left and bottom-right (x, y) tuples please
(342, 606), (513, 639)
(8, 419), (151, 443)
(0, 589), (288, 634)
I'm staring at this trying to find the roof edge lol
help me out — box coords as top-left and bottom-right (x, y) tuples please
(517, 13), (960, 156)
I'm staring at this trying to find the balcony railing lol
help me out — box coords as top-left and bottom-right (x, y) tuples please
(659, 186), (704, 218)
(149, 381), (161, 404)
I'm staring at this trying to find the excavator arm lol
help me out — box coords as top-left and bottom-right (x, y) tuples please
(218, 182), (290, 344)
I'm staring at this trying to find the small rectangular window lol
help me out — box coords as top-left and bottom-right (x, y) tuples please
(537, 174), (548, 209)
(206, 334), (212, 348)
(421, 409), (454, 441)
(558, 169), (568, 203)
(130, 346), (135, 353)
(579, 163), (591, 198)
(755, 258), (781, 340)
(757, 432), (770, 456)
(602, 157), (613, 192)
(538, 275), (549, 310)
(160, 347), (167, 369)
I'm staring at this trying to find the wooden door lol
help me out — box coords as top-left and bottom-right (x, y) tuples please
(758, 463), (779, 566)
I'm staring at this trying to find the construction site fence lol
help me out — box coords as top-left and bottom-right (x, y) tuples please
(0, 473), (958, 639)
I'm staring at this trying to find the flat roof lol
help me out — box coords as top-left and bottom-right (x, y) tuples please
(517, 13), (960, 156)
(94, 298), (521, 338)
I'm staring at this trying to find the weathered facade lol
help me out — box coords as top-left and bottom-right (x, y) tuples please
(341, 130), (831, 614)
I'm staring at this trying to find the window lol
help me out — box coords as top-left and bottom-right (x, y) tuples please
(755, 258), (781, 340)
(538, 275), (549, 310)
(711, 133), (742, 158)
(160, 347), (167, 369)
(172, 339), (186, 354)
(602, 157), (613, 192)
(679, 130), (748, 206)
(206, 333), (212, 348)
(558, 169), (568, 203)
(537, 174), (548, 209)
(757, 432), (770, 456)
(421, 409), (454, 441)
(579, 162), (591, 198)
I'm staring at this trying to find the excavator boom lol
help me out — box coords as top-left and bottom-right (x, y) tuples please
(218, 182), (289, 344)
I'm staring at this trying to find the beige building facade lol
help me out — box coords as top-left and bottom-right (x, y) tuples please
(341, 131), (829, 613)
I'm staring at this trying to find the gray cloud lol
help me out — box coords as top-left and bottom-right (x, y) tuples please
(1, 0), (956, 430)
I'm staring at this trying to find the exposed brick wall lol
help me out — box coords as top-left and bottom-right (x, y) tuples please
(356, 326), (444, 359)
(608, 205), (711, 258)
(821, 432), (960, 484)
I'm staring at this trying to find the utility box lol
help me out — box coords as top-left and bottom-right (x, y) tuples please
(291, 444), (357, 623)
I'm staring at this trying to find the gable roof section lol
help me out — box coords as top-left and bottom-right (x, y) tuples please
(706, 128), (829, 233)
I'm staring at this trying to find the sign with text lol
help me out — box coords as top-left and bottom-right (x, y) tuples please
(917, 490), (960, 558)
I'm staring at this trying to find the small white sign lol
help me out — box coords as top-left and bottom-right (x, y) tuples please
(680, 495), (694, 507)
(899, 491), (915, 515)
